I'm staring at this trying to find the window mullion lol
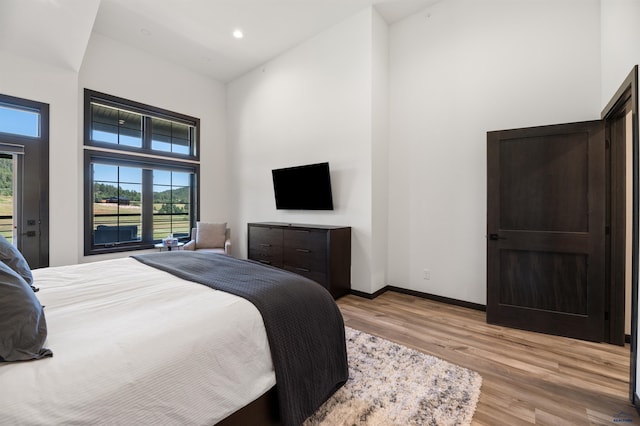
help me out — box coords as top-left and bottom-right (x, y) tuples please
(190, 126), (196, 157)
(143, 116), (152, 151)
(141, 169), (154, 243)
(116, 167), (121, 232)
(190, 172), (197, 235)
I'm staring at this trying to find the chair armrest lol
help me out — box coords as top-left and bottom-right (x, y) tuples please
(183, 240), (196, 251)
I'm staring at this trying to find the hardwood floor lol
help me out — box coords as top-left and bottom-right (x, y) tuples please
(337, 291), (639, 425)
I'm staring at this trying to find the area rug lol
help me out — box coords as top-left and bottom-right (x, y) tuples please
(305, 327), (482, 426)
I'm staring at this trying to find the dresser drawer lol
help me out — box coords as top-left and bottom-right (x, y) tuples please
(283, 266), (327, 287)
(248, 242), (282, 258)
(249, 226), (282, 248)
(284, 229), (326, 251)
(248, 249), (283, 268)
(283, 246), (326, 272)
(248, 226), (283, 267)
(283, 229), (326, 271)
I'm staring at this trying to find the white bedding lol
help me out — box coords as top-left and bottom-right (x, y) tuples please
(0, 257), (276, 425)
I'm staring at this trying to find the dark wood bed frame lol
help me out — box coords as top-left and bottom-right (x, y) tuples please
(217, 386), (280, 425)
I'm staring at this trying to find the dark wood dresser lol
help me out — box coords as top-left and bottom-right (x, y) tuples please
(247, 222), (351, 299)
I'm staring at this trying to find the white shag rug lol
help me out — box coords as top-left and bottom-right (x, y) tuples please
(305, 327), (482, 426)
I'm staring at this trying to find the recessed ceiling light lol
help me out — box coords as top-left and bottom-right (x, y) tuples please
(233, 29), (243, 39)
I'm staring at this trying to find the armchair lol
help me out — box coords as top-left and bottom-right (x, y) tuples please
(183, 222), (231, 255)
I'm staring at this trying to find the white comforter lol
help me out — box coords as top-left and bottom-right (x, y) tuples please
(0, 257), (276, 425)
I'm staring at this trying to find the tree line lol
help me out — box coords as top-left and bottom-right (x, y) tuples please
(94, 183), (189, 213)
(0, 159), (12, 197)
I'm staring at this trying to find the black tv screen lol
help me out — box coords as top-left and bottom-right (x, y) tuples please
(272, 162), (334, 210)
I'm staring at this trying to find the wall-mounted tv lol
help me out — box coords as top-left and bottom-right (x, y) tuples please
(272, 162), (334, 210)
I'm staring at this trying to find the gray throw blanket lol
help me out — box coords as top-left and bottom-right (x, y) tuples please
(132, 252), (348, 426)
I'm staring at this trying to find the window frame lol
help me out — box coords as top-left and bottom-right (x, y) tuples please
(83, 90), (200, 256)
(0, 102), (41, 139)
(84, 89), (199, 161)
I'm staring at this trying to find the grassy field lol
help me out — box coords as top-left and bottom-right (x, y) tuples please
(0, 195), (13, 241)
(0, 195), (12, 216)
(0, 197), (190, 243)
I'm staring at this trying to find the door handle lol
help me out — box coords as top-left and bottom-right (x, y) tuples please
(489, 234), (506, 241)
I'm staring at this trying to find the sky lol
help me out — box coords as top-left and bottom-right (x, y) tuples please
(0, 105), (39, 138)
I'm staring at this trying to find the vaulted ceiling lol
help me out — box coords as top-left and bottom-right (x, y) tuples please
(0, 0), (439, 83)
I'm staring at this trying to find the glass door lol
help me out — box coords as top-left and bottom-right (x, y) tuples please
(0, 153), (16, 244)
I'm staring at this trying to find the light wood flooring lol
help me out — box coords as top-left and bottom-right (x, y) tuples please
(337, 291), (639, 425)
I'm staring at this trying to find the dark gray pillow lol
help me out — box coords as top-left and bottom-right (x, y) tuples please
(0, 234), (33, 286)
(0, 261), (52, 362)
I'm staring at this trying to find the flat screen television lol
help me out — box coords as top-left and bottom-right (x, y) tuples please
(272, 162), (334, 210)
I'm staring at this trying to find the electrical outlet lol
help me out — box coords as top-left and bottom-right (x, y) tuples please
(423, 269), (430, 280)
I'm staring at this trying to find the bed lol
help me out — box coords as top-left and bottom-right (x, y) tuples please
(0, 251), (348, 425)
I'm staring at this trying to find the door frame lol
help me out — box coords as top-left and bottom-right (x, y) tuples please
(0, 93), (49, 268)
(603, 92), (633, 346)
(604, 66), (640, 407)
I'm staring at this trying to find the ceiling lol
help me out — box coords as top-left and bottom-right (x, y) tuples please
(0, 0), (440, 83)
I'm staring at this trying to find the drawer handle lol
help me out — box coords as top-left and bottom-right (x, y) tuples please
(296, 248), (310, 253)
(259, 243), (272, 247)
(258, 260), (272, 265)
(293, 267), (310, 272)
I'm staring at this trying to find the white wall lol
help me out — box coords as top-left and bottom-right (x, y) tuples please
(371, 10), (390, 292)
(601, 0), (640, 108)
(388, 0), (601, 304)
(0, 51), (81, 267)
(227, 8), (382, 293)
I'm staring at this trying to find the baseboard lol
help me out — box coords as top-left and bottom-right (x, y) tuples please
(349, 287), (387, 299)
(350, 285), (486, 312)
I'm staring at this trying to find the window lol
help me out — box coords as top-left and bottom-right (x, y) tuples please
(84, 90), (200, 255)
(151, 118), (193, 155)
(91, 103), (142, 148)
(0, 103), (40, 138)
(152, 169), (192, 238)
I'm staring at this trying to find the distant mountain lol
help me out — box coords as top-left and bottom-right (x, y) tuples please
(94, 183), (140, 202)
(154, 186), (189, 204)
(94, 182), (189, 204)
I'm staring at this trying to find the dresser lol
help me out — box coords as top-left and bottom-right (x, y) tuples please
(247, 222), (351, 299)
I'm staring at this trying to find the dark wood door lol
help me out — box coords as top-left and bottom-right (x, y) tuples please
(487, 120), (606, 342)
(20, 131), (49, 269)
